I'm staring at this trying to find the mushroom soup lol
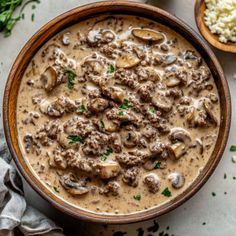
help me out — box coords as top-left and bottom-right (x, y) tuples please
(17, 15), (220, 214)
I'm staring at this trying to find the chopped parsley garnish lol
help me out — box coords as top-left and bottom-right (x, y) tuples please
(120, 99), (132, 110)
(79, 105), (86, 113)
(202, 222), (206, 225)
(154, 161), (161, 169)
(100, 120), (105, 129)
(53, 186), (60, 193)
(149, 107), (156, 113)
(67, 135), (83, 144)
(230, 145), (236, 151)
(233, 176), (236, 180)
(101, 147), (113, 161)
(31, 13), (34, 21)
(107, 64), (116, 74)
(161, 187), (172, 197)
(212, 192), (216, 197)
(224, 173), (227, 179)
(118, 111), (124, 116)
(133, 194), (141, 201)
(63, 68), (77, 89)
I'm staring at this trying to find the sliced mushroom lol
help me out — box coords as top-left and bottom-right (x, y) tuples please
(83, 59), (105, 75)
(120, 130), (139, 148)
(186, 106), (195, 122)
(168, 172), (185, 189)
(203, 99), (218, 126)
(59, 173), (90, 195)
(88, 98), (109, 113)
(87, 29), (115, 45)
(95, 161), (121, 179)
(168, 128), (192, 160)
(116, 53), (140, 68)
(132, 28), (164, 43)
(143, 173), (160, 193)
(196, 138), (204, 154)
(61, 32), (70, 46)
(167, 142), (186, 160)
(40, 66), (57, 92)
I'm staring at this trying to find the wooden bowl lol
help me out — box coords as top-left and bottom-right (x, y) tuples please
(195, 0), (236, 53)
(3, 1), (231, 224)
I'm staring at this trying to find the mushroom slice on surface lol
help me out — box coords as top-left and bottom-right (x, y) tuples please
(120, 130), (139, 148)
(203, 99), (218, 126)
(132, 28), (164, 43)
(143, 173), (160, 193)
(168, 128), (192, 160)
(116, 53), (140, 69)
(61, 32), (70, 46)
(59, 173), (90, 196)
(95, 161), (121, 179)
(167, 142), (186, 160)
(40, 66), (57, 92)
(168, 172), (185, 189)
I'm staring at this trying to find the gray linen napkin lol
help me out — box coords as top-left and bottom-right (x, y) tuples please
(0, 130), (64, 236)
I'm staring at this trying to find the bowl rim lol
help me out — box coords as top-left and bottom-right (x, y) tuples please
(3, 0), (231, 224)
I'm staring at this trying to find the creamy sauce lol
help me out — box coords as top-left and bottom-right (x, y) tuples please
(16, 15), (220, 215)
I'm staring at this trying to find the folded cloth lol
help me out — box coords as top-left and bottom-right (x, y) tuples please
(0, 130), (64, 236)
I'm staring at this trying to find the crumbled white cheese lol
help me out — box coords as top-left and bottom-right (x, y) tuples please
(204, 0), (236, 44)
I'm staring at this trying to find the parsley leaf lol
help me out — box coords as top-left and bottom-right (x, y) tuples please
(133, 194), (141, 201)
(161, 187), (172, 197)
(100, 120), (105, 129)
(118, 111), (124, 116)
(212, 192), (216, 197)
(53, 186), (60, 193)
(67, 135), (83, 144)
(107, 64), (116, 74)
(101, 147), (113, 161)
(149, 107), (156, 113)
(154, 161), (161, 169)
(63, 68), (77, 89)
(230, 145), (236, 152)
(79, 105), (86, 113)
(120, 99), (132, 110)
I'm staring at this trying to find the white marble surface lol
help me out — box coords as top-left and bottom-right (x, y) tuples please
(0, 0), (236, 235)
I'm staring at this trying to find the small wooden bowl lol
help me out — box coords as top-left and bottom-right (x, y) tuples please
(3, 1), (231, 224)
(195, 0), (236, 53)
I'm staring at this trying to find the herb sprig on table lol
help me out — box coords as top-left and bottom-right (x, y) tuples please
(0, 0), (40, 37)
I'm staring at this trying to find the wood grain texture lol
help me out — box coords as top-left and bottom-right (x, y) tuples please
(3, 0), (231, 224)
(195, 0), (236, 53)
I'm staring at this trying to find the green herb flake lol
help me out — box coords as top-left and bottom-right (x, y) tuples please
(202, 222), (206, 225)
(118, 111), (124, 116)
(154, 161), (161, 169)
(224, 192), (227, 195)
(161, 187), (172, 197)
(133, 194), (141, 201)
(31, 13), (34, 21)
(63, 68), (77, 89)
(21, 13), (24, 19)
(149, 107), (156, 113)
(100, 120), (105, 129)
(212, 192), (216, 197)
(230, 145), (236, 152)
(79, 105), (86, 113)
(233, 176), (236, 180)
(224, 173), (227, 179)
(107, 64), (116, 74)
(101, 147), (113, 161)
(120, 99), (132, 110)
(32, 4), (36, 9)
(67, 135), (83, 144)
(53, 186), (60, 193)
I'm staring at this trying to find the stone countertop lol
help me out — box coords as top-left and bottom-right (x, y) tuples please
(0, 0), (236, 235)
